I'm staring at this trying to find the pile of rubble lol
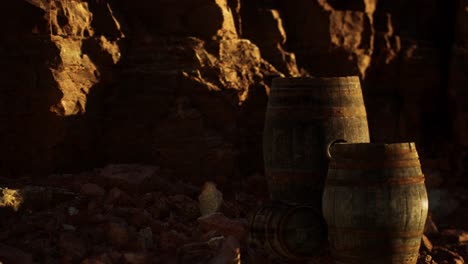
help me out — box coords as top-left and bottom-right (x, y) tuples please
(0, 164), (466, 264)
(418, 218), (467, 264)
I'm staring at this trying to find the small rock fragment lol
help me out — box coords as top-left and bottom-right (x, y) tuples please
(68, 206), (79, 216)
(178, 242), (215, 264)
(159, 230), (188, 251)
(62, 224), (77, 231)
(81, 253), (113, 264)
(418, 255), (437, 264)
(431, 247), (465, 264)
(98, 164), (158, 194)
(58, 232), (87, 263)
(105, 222), (130, 248)
(441, 229), (468, 243)
(0, 188), (23, 211)
(422, 234), (434, 252)
(425, 213), (439, 236)
(137, 227), (153, 251)
(168, 194), (200, 220)
(105, 188), (135, 207)
(207, 236), (225, 250)
(122, 252), (151, 264)
(209, 236), (241, 264)
(198, 182), (223, 216)
(0, 244), (33, 264)
(197, 213), (247, 241)
(80, 183), (106, 197)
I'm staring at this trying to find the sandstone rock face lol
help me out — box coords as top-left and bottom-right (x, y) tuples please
(241, 2), (300, 76)
(376, 0), (449, 43)
(111, 0), (238, 39)
(0, 0), (123, 174)
(101, 34), (279, 182)
(1, 0), (466, 188)
(281, 0), (374, 78)
(28, 0), (123, 116)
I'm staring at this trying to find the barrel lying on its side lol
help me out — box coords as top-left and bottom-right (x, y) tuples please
(249, 202), (327, 261)
(263, 76), (370, 207)
(323, 142), (429, 264)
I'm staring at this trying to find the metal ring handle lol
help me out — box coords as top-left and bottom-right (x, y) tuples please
(326, 139), (347, 161)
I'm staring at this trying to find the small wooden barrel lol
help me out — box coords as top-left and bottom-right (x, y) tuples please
(249, 202), (327, 261)
(263, 76), (370, 206)
(323, 142), (429, 264)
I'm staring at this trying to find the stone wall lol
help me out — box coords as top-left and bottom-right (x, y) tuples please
(1, 0), (467, 187)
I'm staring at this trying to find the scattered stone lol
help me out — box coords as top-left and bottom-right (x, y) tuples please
(58, 232), (87, 262)
(441, 229), (468, 243)
(122, 252), (151, 264)
(105, 222), (130, 248)
(80, 183), (106, 197)
(159, 230), (188, 251)
(209, 236), (241, 264)
(431, 247), (465, 264)
(81, 253), (113, 264)
(197, 213), (247, 241)
(0, 188), (23, 211)
(198, 182), (224, 216)
(207, 236), (225, 250)
(148, 196), (170, 219)
(0, 244), (33, 264)
(168, 194), (200, 220)
(129, 210), (154, 229)
(420, 255), (434, 264)
(425, 213), (440, 236)
(98, 164), (159, 194)
(422, 235), (434, 252)
(62, 224), (77, 231)
(137, 227), (153, 251)
(177, 242), (215, 264)
(150, 220), (168, 235)
(105, 188), (135, 207)
(68, 206), (79, 216)
(108, 251), (123, 262)
(0, 163), (465, 264)
(1, 186), (76, 211)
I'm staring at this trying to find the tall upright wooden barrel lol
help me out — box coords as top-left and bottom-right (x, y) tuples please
(323, 142), (429, 264)
(263, 76), (370, 206)
(248, 201), (327, 261)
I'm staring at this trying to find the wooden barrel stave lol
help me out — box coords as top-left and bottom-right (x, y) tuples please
(323, 142), (428, 264)
(263, 76), (370, 206)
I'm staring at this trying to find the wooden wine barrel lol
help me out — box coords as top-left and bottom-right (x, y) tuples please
(263, 76), (370, 206)
(322, 142), (429, 264)
(248, 202), (327, 261)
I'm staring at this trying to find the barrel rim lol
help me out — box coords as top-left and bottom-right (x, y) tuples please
(332, 142), (416, 147)
(272, 76), (360, 87)
(331, 142), (416, 152)
(328, 142), (419, 160)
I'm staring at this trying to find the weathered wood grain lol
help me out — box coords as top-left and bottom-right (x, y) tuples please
(323, 142), (429, 264)
(263, 76), (370, 206)
(248, 202), (327, 261)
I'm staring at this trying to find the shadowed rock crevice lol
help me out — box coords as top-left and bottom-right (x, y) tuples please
(0, 0), (467, 189)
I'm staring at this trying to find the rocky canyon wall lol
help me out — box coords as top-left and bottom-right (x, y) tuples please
(1, 0), (467, 188)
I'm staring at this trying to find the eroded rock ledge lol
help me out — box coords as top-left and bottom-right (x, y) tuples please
(0, 0), (467, 189)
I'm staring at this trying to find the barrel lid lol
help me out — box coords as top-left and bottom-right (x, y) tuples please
(278, 206), (327, 257)
(272, 76), (360, 88)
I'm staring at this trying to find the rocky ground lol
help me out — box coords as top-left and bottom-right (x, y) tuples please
(0, 164), (466, 264)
